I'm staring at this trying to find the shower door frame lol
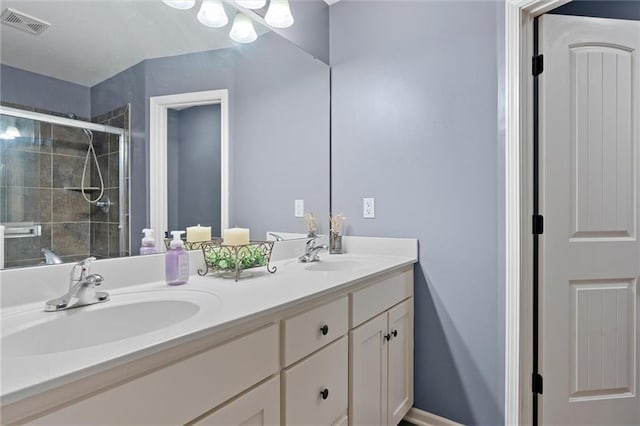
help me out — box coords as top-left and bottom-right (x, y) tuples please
(0, 105), (130, 259)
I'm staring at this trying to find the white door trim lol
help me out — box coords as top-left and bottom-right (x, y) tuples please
(505, 1), (571, 424)
(149, 89), (229, 245)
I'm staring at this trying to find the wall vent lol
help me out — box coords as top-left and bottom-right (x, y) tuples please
(1, 8), (50, 35)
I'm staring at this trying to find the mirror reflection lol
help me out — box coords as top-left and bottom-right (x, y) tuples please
(0, 0), (329, 269)
(167, 104), (222, 237)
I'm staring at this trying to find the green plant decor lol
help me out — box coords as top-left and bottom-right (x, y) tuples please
(205, 245), (269, 271)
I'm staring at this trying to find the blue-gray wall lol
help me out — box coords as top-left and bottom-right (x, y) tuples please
(549, 0), (640, 20)
(330, 1), (505, 424)
(167, 105), (222, 235)
(271, 0), (330, 64)
(0, 64), (91, 117)
(232, 33), (329, 239)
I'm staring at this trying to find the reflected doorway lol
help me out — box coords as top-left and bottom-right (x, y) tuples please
(167, 104), (221, 236)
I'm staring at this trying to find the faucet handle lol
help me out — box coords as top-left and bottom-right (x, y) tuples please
(70, 257), (97, 286)
(85, 274), (104, 287)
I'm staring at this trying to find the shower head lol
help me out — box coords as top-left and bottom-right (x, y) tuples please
(65, 112), (93, 140)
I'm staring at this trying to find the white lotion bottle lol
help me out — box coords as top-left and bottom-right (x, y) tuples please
(166, 231), (189, 285)
(140, 228), (157, 255)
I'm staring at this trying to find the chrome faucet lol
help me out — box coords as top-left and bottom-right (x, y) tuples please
(45, 257), (109, 312)
(41, 248), (63, 264)
(298, 237), (328, 263)
(268, 232), (284, 241)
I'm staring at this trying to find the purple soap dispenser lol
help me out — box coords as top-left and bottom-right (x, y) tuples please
(166, 231), (189, 286)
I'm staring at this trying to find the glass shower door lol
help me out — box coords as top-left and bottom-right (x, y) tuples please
(0, 108), (129, 269)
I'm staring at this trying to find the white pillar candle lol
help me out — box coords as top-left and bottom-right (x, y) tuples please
(223, 227), (250, 246)
(186, 224), (211, 243)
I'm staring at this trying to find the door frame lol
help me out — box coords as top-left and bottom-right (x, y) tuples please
(149, 89), (229, 245)
(504, 1), (571, 424)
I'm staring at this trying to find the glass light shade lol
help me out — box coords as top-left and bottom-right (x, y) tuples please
(5, 126), (20, 138)
(0, 126), (20, 140)
(265, 0), (294, 28)
(162, 0), (195, 10)
(197, 0), (228, 27)
(235, 0), (267, 9)
(229, 13), (257, 43)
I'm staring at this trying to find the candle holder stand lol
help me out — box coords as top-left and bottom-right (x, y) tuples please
(197, 240), (277, 282)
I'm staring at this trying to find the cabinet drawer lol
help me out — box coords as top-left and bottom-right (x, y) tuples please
(351, 269), (412, 328)
(283, 296), (348, 366)
(191, 377), (280, 426)
(283, 336), (348, 425)
(33, 324), (279, 425)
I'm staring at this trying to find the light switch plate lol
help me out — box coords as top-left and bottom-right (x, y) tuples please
(363, 198), (375, 218)
(295, 199), (304, 217)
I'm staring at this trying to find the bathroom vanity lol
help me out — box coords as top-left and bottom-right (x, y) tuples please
(1, 237), (417, 425)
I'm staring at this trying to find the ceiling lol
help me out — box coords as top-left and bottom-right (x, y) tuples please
(0, 0), (268, 87)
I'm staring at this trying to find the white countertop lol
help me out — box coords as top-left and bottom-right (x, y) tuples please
(1, 248), (416, 406)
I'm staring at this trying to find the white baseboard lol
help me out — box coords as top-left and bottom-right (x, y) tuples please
(403, 407), (463, 426)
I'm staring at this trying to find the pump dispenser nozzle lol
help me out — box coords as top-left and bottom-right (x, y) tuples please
(140, 228), (157, 255)
(170, 231), (186, 249)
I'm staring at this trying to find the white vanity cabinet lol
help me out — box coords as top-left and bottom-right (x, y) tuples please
(15, 265), (414, 426)
(281, 295), (350, 425)
(349, 271), (414, 426)
(191, 377), (280, 426)
(283, 336), (349, 425)
(30, 324), (280, 426)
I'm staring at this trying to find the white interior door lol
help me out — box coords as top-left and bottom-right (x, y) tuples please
(540, 14), (640, 425)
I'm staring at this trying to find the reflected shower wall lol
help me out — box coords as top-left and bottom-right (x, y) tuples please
(0, 103), (129, 268)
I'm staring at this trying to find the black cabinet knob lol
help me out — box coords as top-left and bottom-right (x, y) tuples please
(384, 333), (391, 341)
(320, 325), (329, 335)
(320, 388), (329, 400)
(392, 329), (398, 338)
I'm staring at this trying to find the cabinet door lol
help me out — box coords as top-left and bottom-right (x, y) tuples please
(192, 377), (279, 426)
(387, 299), (413, 426)
(350, 313), (388, 426)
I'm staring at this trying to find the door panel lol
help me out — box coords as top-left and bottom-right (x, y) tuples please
(570, 280), (635, 399)
(192, 377), (280, 426)
(349, 313), (387, 426)
(570, 46), (634, 238)
(387, 299), (413, 426)
(540, 14), (640, 425)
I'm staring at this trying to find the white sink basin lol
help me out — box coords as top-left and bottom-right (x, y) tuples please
(1, 289), (219, 358)
(305, 260), (363, 272)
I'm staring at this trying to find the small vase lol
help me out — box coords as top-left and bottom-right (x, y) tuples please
(330, 232), (342, 254)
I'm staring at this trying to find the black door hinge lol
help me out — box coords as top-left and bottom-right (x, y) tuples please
(532, 373), (543, 394)
(532, 55), (544, 76)
(532, 214), (544, 235)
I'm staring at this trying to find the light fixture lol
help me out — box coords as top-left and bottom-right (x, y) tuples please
(0, 126), (21, 140)
(265, 0), (294, 28)
(162, 0), (294, 44)
(163, 0), (196, 10)
(235, 0), (267, 9)
(197, 0), (228, 28)
(229, 12), (257, 43)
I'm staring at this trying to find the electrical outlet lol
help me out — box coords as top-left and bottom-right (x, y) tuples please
(363, 197), (375, 218)
(295, 199), (304, 217)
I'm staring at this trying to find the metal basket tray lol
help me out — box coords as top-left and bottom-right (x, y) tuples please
(197, 240), (277, 282)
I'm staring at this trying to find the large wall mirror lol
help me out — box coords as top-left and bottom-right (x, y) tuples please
(0, 0), (329, 269)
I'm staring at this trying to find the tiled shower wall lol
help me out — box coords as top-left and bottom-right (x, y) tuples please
(91, 105), (130, 259)
(0, 103), (129, 268)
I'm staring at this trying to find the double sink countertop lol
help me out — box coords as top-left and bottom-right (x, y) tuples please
(0, 236), (417, 407)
